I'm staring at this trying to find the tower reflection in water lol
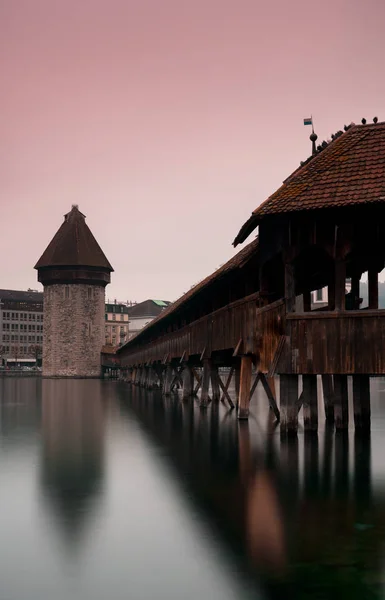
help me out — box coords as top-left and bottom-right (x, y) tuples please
(119, 385), (381, 598)
(40, 379), (106, 543)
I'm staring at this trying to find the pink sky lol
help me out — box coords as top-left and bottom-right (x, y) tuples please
(1, 0), (384, 302)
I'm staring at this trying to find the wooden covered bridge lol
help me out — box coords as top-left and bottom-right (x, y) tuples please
(117, 120), (385, 433)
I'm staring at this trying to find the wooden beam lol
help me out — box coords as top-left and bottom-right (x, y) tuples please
(302, 374), (318, 431)
(219, 367), (235, 406)
(216, 373), (235, 409)
(280, 374), (298, 434)
(238, 355), (252, 419)
(249, 372), (261, 401)
(334, 375), (349, 430)
(233, 338), (243, 357)
(352, 375), (371, 430)
(322, 375), (334, 422)
(259, 372), (280, 421)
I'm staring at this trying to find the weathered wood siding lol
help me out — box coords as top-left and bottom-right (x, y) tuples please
(285, 310), (385, 374)
(255, 300), (286, 372)
(119, 293), (259, 366)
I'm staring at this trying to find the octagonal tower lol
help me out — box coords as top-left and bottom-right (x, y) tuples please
(35, 205), (113, 377)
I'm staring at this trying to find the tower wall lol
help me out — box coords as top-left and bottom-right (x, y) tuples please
(43, 283), (105, 377)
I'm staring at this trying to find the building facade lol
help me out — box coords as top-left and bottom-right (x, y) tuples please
(35, 205), (113, 378)
(105, 302), (130, 347)
(127, 299), (171, 340)
(0, 289), (44, 366)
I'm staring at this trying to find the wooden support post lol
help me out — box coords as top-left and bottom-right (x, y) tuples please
(182, 364), (194, 400)
(368, 269), (379, 309)
(334, 258), (346, 311)
(303, 290), (311, 312)
(200, 359), (211, 407)
(163, 365), (174, 396)
(210, 364), (221, 403)
(238, 355), (252, 420)
(322, 374), (334, 422)
(280, 374), (298, 434)
(234, 360), (241, 408)
(352, 375), (371, 430)
(219, 367), (235, 406)
(351, 274), (360, 309)
(284, 261), (296, 313)
(259, 372), (280, 421)
(333, 374), (349, 430)
(302, 374), (318, 432)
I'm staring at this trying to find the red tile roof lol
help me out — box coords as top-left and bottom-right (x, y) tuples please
(234, 122), (385, 246)
(35, 205), (113, 271)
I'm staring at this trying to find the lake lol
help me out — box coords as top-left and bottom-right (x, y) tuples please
(0, 376), (385, 599)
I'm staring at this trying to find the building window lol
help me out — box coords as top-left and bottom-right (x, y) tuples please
(112, 326), (116, 332)
(316, 288), (323, 302)
(120, 314), (124, 321)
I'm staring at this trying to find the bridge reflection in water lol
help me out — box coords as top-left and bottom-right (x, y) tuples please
(117, 381), (385, 599)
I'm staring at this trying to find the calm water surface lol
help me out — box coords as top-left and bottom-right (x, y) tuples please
(1, 377), (385, 599)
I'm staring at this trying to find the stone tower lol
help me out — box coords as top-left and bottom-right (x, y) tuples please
(35, 206), (113, 377)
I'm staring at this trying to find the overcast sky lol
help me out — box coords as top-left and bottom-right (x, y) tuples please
(1, 0), (384, 303)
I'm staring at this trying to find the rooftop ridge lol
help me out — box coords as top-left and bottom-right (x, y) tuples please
(233, 120), (385, 246)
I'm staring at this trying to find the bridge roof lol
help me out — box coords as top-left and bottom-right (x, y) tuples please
(234, 121), (385, 246)
(35, 205), (113, 271)
(117, 236), (258, 352)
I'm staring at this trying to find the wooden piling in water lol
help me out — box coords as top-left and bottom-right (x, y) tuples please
(333, 375), (349, 430)
(352, 374), (371, 430)
(238, 355), (252, 419)
(200, 359), (211, 407)
(322, 375), (334, 422)
(303, 374), (318, 432)
(280, 374), (298, 434)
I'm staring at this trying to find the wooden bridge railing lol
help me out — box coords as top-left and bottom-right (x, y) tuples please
(119, 294), (286, 371)
(285, 309), (385, 375)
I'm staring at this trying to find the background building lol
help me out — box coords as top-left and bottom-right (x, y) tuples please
(105, 301), (130, 347)
(127, 299), (171, 340)
(0, 289), (44, 366)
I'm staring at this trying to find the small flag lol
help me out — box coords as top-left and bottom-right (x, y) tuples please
(304, 117), (312, 126)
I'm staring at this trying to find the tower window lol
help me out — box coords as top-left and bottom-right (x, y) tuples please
(88, 288), (92, 299)
(65, 287), (70, 299)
